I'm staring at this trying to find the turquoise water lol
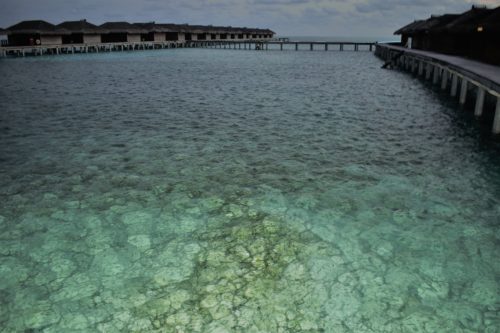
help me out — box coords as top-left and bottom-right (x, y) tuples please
(1, 49), (499, 332)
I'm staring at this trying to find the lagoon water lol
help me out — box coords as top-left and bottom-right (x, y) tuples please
(1, 48), (500, 332)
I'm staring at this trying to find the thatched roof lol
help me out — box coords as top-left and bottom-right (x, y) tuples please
(409, 14), (460, 34)
(100, 22), (147, 34)
(58, 20), (107, 34)
(440, 6), (493, 33)
(149, 24), (274, 35)
(394, 20), (424, 34)
(3, 19), (275, 37)
(6, 20), (70, 35)
(134, 22), (172, 33)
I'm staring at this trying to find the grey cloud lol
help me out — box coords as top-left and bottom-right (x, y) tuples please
(1, 0), (499, 37)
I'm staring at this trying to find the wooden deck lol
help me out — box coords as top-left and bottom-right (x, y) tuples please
(375, 43), (500, 134)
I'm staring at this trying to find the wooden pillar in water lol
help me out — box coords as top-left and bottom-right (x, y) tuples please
(310, 43), (313, 51)
(425, 63), (432, 80)
(325, 43), (328, 51)
(280, 43), (283, 51)
(474, 87), (485, 117)
(493, 97), (500, 134)
(340, 44), (344, 51)
(451, 74), (458, 97)
(295, 43), (298, 51)
(459, 79), (468, 105)
(432, 66), (439, 84)
(418, 61), (424, 76)
(441, 70), (448, 90)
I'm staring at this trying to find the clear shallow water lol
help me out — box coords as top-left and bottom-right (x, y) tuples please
(0, 49), (500, 332)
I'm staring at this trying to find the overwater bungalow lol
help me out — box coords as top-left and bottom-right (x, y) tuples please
(0, 20), (275, 50)
(99, 22), (147, 43)
(395, 5), (500, 65)
(57, 20), (106, 44)
(436, 7), (493, 55)
(395, 14), (459, 50)
(478, 7), (500, 65)
(5, 20), (70, 46)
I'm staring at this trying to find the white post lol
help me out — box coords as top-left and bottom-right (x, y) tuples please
(432, 66), (439, 84)
(493, 97), (500, 134)
(459, 79), (468, 105)
(474, 87), (485, 117)
(451, 74), (458, 97)
(441, 70), (448, 90)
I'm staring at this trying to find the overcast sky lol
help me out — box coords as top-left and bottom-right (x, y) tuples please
(1, 0), (499, 37)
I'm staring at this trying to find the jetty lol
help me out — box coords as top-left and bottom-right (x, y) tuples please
(187, 40), (375, 51)
(378, 5), (500, 134)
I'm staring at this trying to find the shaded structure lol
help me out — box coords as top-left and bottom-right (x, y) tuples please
(395, 5), (500, 66)
(2, 20), (275, 46)
(6, 20), (70, 46)
(58, 20), (107, 44)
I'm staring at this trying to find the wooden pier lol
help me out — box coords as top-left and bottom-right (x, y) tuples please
(188, 40), (376, 52)
(0, 40), (376, 58)
(0, 41), (186, 57)
(376, 43), (500, 134)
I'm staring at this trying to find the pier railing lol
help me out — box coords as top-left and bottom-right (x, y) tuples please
(375, 43), (500, 134)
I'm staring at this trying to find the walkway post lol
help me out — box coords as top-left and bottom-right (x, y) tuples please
(441, 70), (448, 90)
(451, 74), (458, 97)
(459, 79), (468, 105)
(474, 87), (485, 117)
(432, 66), (439, 84)
(493, 97), (500, 134)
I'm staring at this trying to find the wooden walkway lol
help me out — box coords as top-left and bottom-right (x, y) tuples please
(189, 40), (376, 51)
(0, 40), (376, 58)
(0, 41), (186, 57)
(376, 44), (500, 134)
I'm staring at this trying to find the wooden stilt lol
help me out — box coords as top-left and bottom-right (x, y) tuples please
(493, 97), (500, 134)
(459, 79), (468, 105)
(441, 70), (448, 90)
(451, 74), (458, 97)
(432, 66), (439, 84)
(474, 87), (485, 117)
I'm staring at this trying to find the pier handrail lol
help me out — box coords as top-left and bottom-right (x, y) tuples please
(377, 43), (500, 94)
